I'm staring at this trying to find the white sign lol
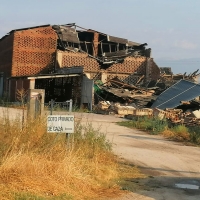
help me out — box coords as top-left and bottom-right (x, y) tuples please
(47, 115), (74, 133)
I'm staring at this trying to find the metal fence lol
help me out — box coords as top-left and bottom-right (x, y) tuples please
(48, 99), (73, 115)
(0, 99), (73, 115)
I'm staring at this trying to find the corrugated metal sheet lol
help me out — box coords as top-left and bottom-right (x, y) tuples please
(107, 35), (128, 44)
(151, 80), (200, 109)
(128, 41), (141, 46)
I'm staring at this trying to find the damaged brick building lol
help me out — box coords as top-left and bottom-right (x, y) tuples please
(0, 23), (160, 105)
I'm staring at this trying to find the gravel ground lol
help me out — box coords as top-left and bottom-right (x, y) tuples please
(78, 113), (200, 200)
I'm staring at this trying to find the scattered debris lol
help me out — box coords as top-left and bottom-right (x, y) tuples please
(192, 110), (200, 118)
(115, 105), (136, 115)
(94, 70), (200, 127)
(95, 77), (157, 109)
(52, 24), (150, 65)
(152, 105), (200, 127)
(97, 101), (111, 111)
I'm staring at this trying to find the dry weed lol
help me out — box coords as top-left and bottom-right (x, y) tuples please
(0, 115), (136, 199)
(162, 129), (175, 139)
(162, 125), (190, 142)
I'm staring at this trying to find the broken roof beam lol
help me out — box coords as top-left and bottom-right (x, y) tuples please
(59, 32), (80, 43)
(108, 79), (140, 90)
(103, 50), (128, 58)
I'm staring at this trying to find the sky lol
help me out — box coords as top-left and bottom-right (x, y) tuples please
(0, 0), (200, 73)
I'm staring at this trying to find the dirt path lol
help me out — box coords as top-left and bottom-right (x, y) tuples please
(77, 113), (200, 200)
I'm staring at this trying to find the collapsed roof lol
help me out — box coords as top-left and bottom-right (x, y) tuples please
(0, 23), (160, 83)
(52, 23), (151, 65)
(0, 23), (151, 67)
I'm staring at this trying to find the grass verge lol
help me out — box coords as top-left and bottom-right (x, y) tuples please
(0, 113), (144, 200)
(117, 116), (168, 134)
(117, 116), (200, 145)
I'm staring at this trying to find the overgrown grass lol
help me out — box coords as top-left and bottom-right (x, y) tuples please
(0, 112), (144, 199)
(187, 126), (200, 144)
(14, 192), (73, 200)
(44, 104), (89, 113)
(118, 117), (200, 145)
(117, 116), (168, 134)
(162, 125), (190, 142)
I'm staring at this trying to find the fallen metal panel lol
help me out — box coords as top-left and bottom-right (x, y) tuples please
(107, 35), (128, 44)
(103, 50), (128, 57)
(58, 32), (80, 43)
(53, 25), (80, 43)
(151, 80), (200, 109)
(128, 41), (141, 46)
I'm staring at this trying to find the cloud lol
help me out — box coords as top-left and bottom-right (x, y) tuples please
(174, 40), (197, 50)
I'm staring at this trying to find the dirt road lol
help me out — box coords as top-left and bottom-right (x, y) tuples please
(1, 108), (200, 199)
(77, 113), (200, 200)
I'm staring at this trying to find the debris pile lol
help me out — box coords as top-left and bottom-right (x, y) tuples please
(150, 68), (200, 89)
(114, 104), (200, 127)
(94, 100), (153, 117)
(94, 70), (200, 127)
(115, 105), (136, 115)
(152, 105), (200, 127)
(95, 77), (157, 109)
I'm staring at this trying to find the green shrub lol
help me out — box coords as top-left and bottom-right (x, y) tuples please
(170, 125), (190, 141)
(118, 116), (200, 145)
(188, 127), (200, 144)
(118, 116), (168, 134)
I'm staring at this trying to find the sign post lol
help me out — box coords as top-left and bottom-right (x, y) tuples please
(47, 115), (74, 133)
(47, 115), (74, 149)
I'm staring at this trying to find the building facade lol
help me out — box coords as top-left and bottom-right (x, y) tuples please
(0, 24), (160, 103)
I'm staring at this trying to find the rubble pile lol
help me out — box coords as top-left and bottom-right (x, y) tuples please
(154, 68), (200, 89)
(153, 107), (200, 126)
(94, 69), (200, 127)
(95, 77), (158, 109)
